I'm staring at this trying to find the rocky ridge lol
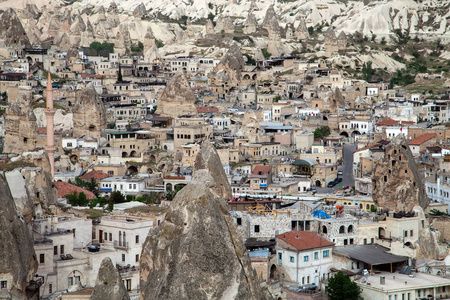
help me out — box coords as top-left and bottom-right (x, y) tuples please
(139, 141), (269, 299)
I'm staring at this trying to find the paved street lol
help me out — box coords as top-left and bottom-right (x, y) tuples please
(342, 144), (357, 187)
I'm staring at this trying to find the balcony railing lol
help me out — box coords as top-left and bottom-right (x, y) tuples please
(113, 240), (129, 250)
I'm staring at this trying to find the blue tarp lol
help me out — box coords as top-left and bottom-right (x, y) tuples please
(312, 210), (331, 219)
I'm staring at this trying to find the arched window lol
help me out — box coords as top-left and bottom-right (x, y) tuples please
(339, 226), (345, 234)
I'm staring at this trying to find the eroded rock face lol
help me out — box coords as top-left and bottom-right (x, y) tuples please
(4, 88), (38, 154)
(140, 145), (268, 300)
(0, 8), (31, 48)
(372, 135), (429, 212)
(155, 72), (197, 117)
(193, 141), (232, 200)
(72, 83), (107, 138)
(0, 174), (38, 300)
(91, 257), (130, 300)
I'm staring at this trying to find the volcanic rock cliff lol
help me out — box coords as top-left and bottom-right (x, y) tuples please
(91, 257), (130, 300)
(0, 174), (38, 299)
(139, 142), (269, 299)
(372, 134), (429, 212)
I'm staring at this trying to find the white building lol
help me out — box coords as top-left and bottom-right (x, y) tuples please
(99, 176), (146, 196)
(275, 231), (334, 286)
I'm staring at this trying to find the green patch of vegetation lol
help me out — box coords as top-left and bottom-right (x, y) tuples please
(125, 205), (169, 214)
(314, 126), (331, 139)
(65, 191), (88, 207)
(155, 39), (165, 48)
(82, 209), (106, 219)
(243, 54), (256, 65)
(89, 41), (115, 56)
(326, 271), (362, 300)
(261, 48), (271, 59)
(428, 209), (448, 216)
(131, 41), (144, 53)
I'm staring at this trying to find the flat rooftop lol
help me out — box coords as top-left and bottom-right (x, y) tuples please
(362, 271), (450, 291)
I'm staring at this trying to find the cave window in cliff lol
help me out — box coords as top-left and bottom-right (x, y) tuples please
(399, 156), (401, 161)
(0, 281), (6, 289)
(254, 225), (260, 233)
(237, 218), (242, 226)
(24, 137), (28, 144)
(384, 176), (387, 182)
(322, 225), (328, 234)
(392, 160), (396, 167)
(394, 150), (397, 154)
(405, 169), (408, 174)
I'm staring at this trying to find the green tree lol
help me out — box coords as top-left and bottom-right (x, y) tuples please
(362, 61), (375, 82)
(89, 41), (114, 56)
(110, 191), (126, 203)
(261, 48), (272, 59)
(326, 271), (362, 300)
(314, 126), (331, 139)
(65, 192), (89, 207)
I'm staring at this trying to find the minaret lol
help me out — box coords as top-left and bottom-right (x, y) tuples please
(45, 73), (56, 179)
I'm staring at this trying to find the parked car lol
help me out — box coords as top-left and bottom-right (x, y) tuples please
(327, 181), (336, 188)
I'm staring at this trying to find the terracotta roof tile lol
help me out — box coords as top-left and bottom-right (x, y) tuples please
(196, 106), (218, 113)
(276, 231), (334, 251)
(252, 165), (272, 175)
(408, 133), (437, 146)
(54, 181), (96, 200)
(79, 170), (109, 181)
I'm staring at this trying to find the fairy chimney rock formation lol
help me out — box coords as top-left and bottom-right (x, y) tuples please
(139, 144), (269, 300)
(372, 135), (430, 212)
(0, 174), (38, 299)
(193, 141), (233, 200)
(156, 72), (197, 117)
(72, 83), (107, 138)
(91, 257), (130, 300)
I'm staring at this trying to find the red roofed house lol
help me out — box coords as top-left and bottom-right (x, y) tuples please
(408, 133), (437, 156)
(79, 170), (110, 181)
(250, 165), (272, 190)
(275, 231), (334, 286)
(54, 181), (96, 200)
(196, 106), (218, 113)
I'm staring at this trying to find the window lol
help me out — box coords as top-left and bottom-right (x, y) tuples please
(136, 235), (139, 244)
(49, 283), (52, 294)
(323, 250), (330, 258)
(136, 254), (139, 262)
(122, 254), (125, 262)
(304, 255), (309, 262)
(109, 233), (112, 241)
(314, 252), (318, 260)
(254, 225), (260, 233)
(278, 253), (282, 263)
(54, 246), (58, 255)
(68, 277), (73, 287)
(40, 253), (45, 264)
(104, 232), (107, 241)
(0, 281), (7, 289)
(237, 218), (242, 226)
(60, 245), (64, 255)
(290, 256), (294, 263)
(404, 231), (408, 238)
(410, 230), (413, 237)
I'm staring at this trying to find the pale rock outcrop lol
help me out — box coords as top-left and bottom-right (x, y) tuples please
(156, 72), (197, 117)
(34, 108), (73, 133)
(5, 166), (56, 223)
(91, 257), (130, 300)
(0, 8), (31, 48)
(139, 144), (269, 300)
(205, 19), (215, 35)
(372, 134), (429, 212)
(208, 42), (245, 92)
(72, 83), (107, 138)
(193, 141), (232, 200)
(133, 3), (147, 18)
(4, 87), (38, 154)
(244, 11), (257, 35)
(0, 174), (38, 300)
(261, 5), (278, 30)
(413, 206), (447, 260)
